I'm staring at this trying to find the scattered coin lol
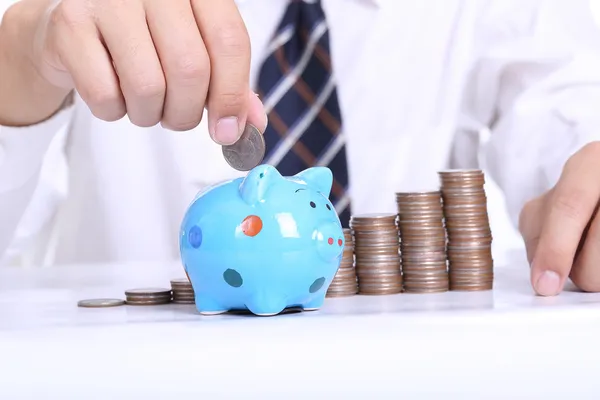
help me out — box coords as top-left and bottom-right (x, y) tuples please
(396, 191), (449, 293)
(438, 169), (494, 291)
(124, 287), (172, 305)
(326, 228), (358, 297)
(170, 278), (195, 304)
(350, 213), (402, 295)
(77, 298), (125, 308)
(221, 124), (266, 171)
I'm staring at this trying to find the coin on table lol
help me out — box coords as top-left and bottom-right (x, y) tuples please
(170, 278), (192, 287)
(77, 298), (125, 308)
(221, 124), (265, 171)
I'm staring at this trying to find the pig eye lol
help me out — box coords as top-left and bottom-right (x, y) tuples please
(310, 201), (316, 208)
(326, 204), (332, 211)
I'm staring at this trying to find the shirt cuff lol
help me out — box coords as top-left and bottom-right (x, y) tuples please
(0, 103), (74, 193)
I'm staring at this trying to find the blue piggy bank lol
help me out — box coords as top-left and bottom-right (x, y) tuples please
(179, 164), (345, 316)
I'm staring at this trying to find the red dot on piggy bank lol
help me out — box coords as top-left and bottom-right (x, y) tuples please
(241, 215), (263, 237)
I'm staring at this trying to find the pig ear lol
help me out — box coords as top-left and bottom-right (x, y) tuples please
(293, 167), (333, 198)
(239, 164), (283, 205)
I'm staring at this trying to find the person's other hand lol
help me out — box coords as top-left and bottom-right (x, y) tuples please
(32, 0), (267, 143)
(519, 141), (600, 296)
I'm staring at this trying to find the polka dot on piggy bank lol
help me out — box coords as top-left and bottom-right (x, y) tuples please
(241, 215), (263, 237)
(188, 225), (203, 248)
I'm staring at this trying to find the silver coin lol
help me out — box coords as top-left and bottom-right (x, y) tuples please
(221, 124), (265, 171)
(170, 278), (191, 285)
(126, 298), (171, 305)
(77, 298), (125, 308)
(124, 288), (171, 296)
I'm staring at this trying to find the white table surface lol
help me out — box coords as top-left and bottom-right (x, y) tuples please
(0, 248), (599, 399)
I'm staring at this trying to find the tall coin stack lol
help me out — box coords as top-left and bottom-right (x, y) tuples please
(395, 192), (449, 293)
(438, 169), (494, 291)
(350, 214), (403, 295)
(326, 229), (358, 297)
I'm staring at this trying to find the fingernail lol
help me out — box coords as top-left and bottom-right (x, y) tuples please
(535, 270), (561, 296)
(214, 117), (241, 145)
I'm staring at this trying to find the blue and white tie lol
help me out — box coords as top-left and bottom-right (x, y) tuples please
(256, 0), (352, 227)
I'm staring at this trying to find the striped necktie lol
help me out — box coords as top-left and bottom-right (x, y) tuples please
(256, 0), (352, 227)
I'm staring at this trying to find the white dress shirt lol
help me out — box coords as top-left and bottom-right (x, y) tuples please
(1, 0), (600, 267)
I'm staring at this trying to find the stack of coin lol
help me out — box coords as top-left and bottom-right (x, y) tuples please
(326, 228), (358, 297)
(77, 298), (125, 308)
(170, 278), (195, 304)
(438, 169), (494, 291)
(124, 288), (172, 305)
(350, 213), (402, 295)
(395, 192), (449, 293)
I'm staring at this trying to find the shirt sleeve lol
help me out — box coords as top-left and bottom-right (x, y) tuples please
(0, 103), (74, 263)
(454, 0), (600, 229)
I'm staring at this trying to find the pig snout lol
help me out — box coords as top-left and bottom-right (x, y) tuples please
(315, 221), (344, 262)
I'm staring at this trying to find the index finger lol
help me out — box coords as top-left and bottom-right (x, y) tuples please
(192, 0), (251, 145)
(532, 143), (600, 296)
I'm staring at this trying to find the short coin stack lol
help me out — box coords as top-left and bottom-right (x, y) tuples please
(170, 278), (195, 304)
(124, 288), (172, 305)
(395, 192), (449, 293)
(438, 169), (494, 291)
(350, 213), (402, 295)
(326, 228), (358, 297)
(77, 298), (125, 308)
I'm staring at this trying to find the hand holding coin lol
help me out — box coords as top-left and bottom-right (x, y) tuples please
(8, 0), (268, 139)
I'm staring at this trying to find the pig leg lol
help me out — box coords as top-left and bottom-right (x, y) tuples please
(195, 294), (228, 315)
(301, 293), (326, 311)
(245, 292), (287, 316)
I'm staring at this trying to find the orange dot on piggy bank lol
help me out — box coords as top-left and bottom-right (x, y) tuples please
(241, 215), (263, 237)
